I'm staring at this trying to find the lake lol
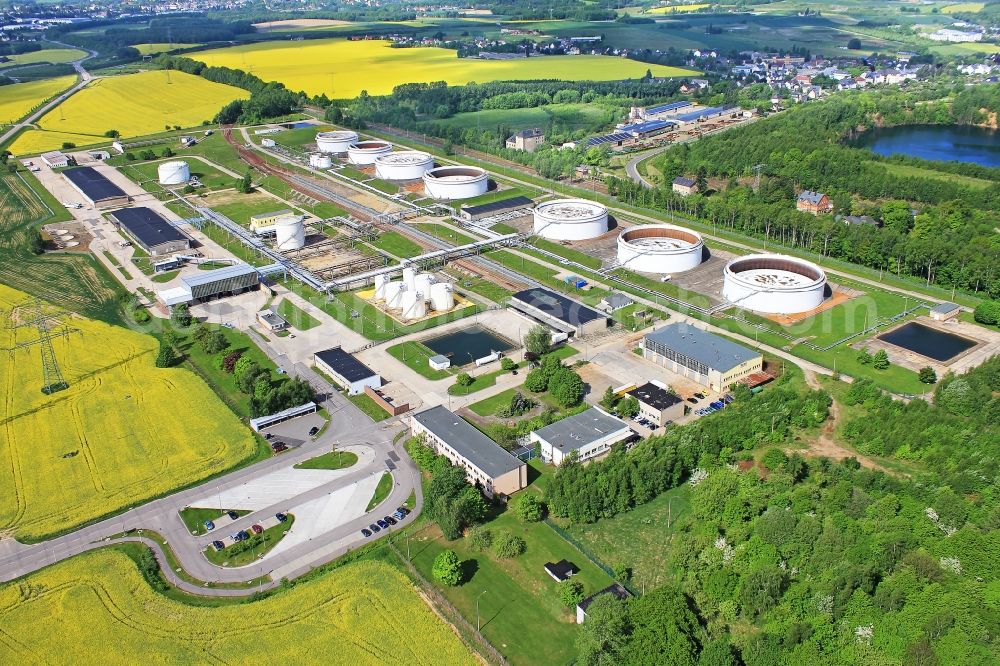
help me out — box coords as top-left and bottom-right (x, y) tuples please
(853, 124), (1000, 167)
(876, 322), (977, 362)
(424, 325), (515, 366)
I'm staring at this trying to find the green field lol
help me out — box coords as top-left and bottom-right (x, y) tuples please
(348, 392), (392, 421)
(387, 340), (456, 380)
(370, 230), (424, 258)
(426, 103), (614, 135)
(193, 38), (697, 99)
(203, 516), (295, 566)
(1, 47), (86, 67)
(366, 472), (393, 511)
(178, 507), (250, 536)
(294, 450), (359, 470)
(117, 157), (234, 192)
(879, 161), (994, 188)
(275, 298), (321, 330)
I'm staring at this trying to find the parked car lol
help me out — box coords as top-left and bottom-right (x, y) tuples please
(226, 510), (239, 521)
(694, 392), (706, 399)
(369, 523), (381, 533)
(203, 520), (215, 531)
(376, 519), (389, 529)
(251, 524), (263, 535)
(686, 397), (698, 404)
(361, 528), (372, 537)
(212, 540), (225, 551)
(270, 442), (288, 453)
(275, 512), (288, 522)
(232, 531), (246, 543)
(711, 401), (724, 410)
(264, 433), (274, 440)
(308, 426), (319, 437)
(384, 516), (397, 526)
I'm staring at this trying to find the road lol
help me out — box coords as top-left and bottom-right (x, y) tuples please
(625, 146), (668, 188)
(0, 354), (422, 595)
(0, 42), (96, 147)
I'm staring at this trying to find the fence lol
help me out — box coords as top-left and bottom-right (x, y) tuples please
(543, 518), (639, 597)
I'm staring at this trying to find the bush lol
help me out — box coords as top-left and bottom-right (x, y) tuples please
(762, 448), (788, 471)
(155, 341), (177, 368)
(558, 579), (585, 607)
(524, 368), (548, 392)
(919, 366), (937, 384)
(219, 349), (243, 373)
(973, 300), (1000, 326)
(492, 531), (526, 559)
(496, 391), (536, 419)
(432, 549), (463, 586)
(872, 349), (890, 370)
(512, 493), (544, 522)
(549, 367), (584, 408)
(856, 348), (872, 365)
(500, 357), (517, 372)
(467, 525), (493, 551)
(525, 324), (551, 356)
(455, 372), (474, 387)
(615, 396), (639, 419)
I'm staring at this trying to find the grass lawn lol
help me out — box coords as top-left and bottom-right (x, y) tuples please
(348, 392), (391, 421)
(449, 345), (577, 397)
(561, 484), (692, 593)
(366, 472), (393, 511)
(467, 387), (519, 417)
(447, 273), (512, 304)
(294, 450), (359, 470)
(150, 269), (179, 283)
(387, 340), (455, 380)
(525, 236), (603, 270)
(408, 507), (614, 665)
(411, 223), (479, 246)
(178, 507), (250, 536)
(203, 516), (296, 567)
(275, 298), (321, 330)
(370, 230), (424, 258)
(878, 161), (993, 189)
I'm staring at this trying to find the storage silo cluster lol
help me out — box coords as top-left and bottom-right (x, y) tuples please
(372, 268), (454, 321)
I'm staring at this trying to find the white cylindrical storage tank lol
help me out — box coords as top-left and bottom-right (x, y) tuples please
(533, 199), (609, 241)
(384, 282), (406, 310)
(347, 140), (393, 165)
(309, 153), (333, 169)
(157, 160), (190, 185)
(374, 151), (434, 181)
(414, 272), (435, 298)
(722, 253), (827, 314)
(422, 166), (489, 200)
(315, 130), (358, 154)
(429, 283), (454, 311)
(373, 274), (389, 301)
(617, 224), (705, 274)
(274, 216), (306, 251)
(400, 291), (427, 321)
(402, 266), (417, 292)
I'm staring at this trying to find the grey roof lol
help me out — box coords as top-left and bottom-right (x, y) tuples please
(797, 190), (826, 204)
(628, 382), (682, 410)
(181, 262), (257, 289)
(673, 176), (696, 187)
(930, 302), (960, 314)
(578, 583), (631, 613)
(63, 167), (127, 202)
(511, 287), (607, 327)
(601, 293), (634, 310)
(109, 207), (189, 249)
(511, 128), (544, 139)
(544, 559), (578, 581)
(314, 346), (378, 383)
(838, 214), (877, 226)
(532, 407), (630, 452)
(460, 195), (534, 216)
(645, 323), (761, 373)
(411, 406), (523, 478)
(429, 354), (450, 365)
(249, 209), (292, 221)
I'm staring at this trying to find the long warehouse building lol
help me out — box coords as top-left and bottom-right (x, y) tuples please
(108, 207), (190, 257)
(62, 166), (129, 208)
(642, 323), (762, 392)
(509, 287), (608, 337)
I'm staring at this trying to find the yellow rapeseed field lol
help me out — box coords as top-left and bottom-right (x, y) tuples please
(9, 70), (249, 155)
(193, 38), (698, 98)
(0, 550), (476, 665)
(647, 3), (710, 13)
(0, 76), (76, 125)
(132, 43), (200, 55)
(0, 285), (256, 541)
(941, 3), (984, 12)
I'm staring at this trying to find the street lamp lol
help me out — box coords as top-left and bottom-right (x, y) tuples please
(477, 588), (488, 633)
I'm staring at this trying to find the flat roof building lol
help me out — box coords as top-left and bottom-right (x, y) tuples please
(643, 323), (762, 393)
(627, 381), (684, 427)
(108, 207), (191, 257)
(249, 209), (294, 232)
(531, 407), (631, 466)
(929, 302), (961, 321)
(62, 167), (129, 208)
(459, 195), (534, 222)
(509, 287), (608, 337)
(314, 346), (381, 396)
(544, 559), (579, 582)
(40, 150), (69, 168)
(256, 309), (289, 332)
(410, 405), (527, 498)
(180, 262), (259, 303)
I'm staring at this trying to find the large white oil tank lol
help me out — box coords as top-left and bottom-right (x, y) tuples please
(309, 153), (333, 169)
(157, 160), (190, 185)
(347, 140), (393, 165)
(423, 166), (489, 200)
(274, 215), (306, 251)
(374, 151), (434, 181)
(373, 274), (389, 301)
(400, 291), (427, 321)
(429, 282), (454, 311)
(385, 281), (406, 310)
(533, 199), (609, 241)
(414, 272), (435, 297)
(617, 224), (705, 274)
(316, 130), (358, 154)
(402, 266), (417, 291)
(722, 253), (827, 314)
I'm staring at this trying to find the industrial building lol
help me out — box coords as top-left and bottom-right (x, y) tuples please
(40, 150), (69, 168)
(531, 407), (631, 466)
(249, 209), (295, 233)
(410, 405), (527, 498)
(256, 309), (289, 332)
(458, 195), (534, 222)
(157, 262), (259, 306)
(929, 302), (961, 321)
(533, 199), (609, 241)
(108, 207), (191, 257)
(642, 323), (763, 392)
(62, 167), (129, 208)
(616, 224), (704, 275)
(627, 382), (684, 427)
(722, 253), (827, 314)
(422, 166), (489, 200)
(509, 287), (608, 337)
(314, 346), (381, 396)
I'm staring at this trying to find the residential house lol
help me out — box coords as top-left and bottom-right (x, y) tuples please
(506, 128), (545, 152)
(796, 190), (833, 215)
(672, 176), (699, 197)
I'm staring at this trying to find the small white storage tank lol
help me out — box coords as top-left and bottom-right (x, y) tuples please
(309, 153), (333, 169)
(374, 274), (389, 301)
(261, 138), (276, 148)
(157, 160), (190, 185)
(375, 151), (434, 181)
(347, 140), (393, 165)
(316, 130), (358, 154)
(414, 272), (435, 297)
(274, 215), (306, 251)
(533, 199), (609, 241)
(400, 291), (427, 321)
(385, 282), (406, 310)
(423, 166), (489, 200)
(402, 266), (417, 291)
(429, 283), (454, 311)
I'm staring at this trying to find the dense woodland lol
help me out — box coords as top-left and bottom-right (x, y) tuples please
(563, 360), (999, 665)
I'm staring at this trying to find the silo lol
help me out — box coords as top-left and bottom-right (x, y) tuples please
(274, 216), (306, 251)
(385, 282), (406, 310)
(429, 283), (454, 311)
(401, 291), (427, 321)
(373, 274), (389, 301)
(157, 160), (190, 185)
(414, 272), (435, 297)
(402, 266), (417, 291)
(309, 153), (333, 169)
